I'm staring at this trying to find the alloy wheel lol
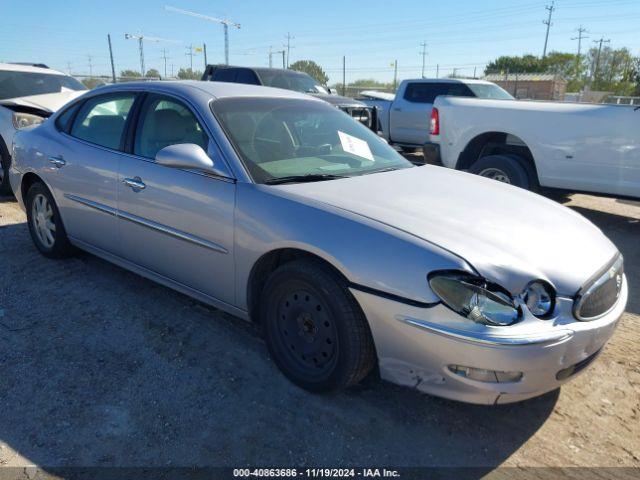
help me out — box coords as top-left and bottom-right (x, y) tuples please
(31, 193), (56, 248)
(478, 167), (512, 184)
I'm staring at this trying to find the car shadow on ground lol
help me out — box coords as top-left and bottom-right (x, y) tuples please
(0, 220), (558, 472)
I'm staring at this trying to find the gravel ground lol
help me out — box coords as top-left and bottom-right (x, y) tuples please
(0, 178), (638, 472)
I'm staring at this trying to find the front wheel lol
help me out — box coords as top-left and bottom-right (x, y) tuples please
(469, 154), (535, 190)
(261, 259), (376, 392)
(0, 149), (11, 196)
(26, 182), (75, 258)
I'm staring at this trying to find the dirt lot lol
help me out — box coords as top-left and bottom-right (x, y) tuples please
(0, 176), (639, 473)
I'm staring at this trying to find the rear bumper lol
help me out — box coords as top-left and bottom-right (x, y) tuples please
(351, 276), (627, 405)
(423, 142), (441, 165)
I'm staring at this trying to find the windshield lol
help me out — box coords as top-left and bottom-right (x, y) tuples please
(257, 70), (328, 94)
(0, 71), (86, 101)
(212, 97), (412, 184)
(466, 83), (514, 100)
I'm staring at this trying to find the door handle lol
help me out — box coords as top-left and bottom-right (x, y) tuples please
(123, 176), (146, 191)
(48, 155), (66, 168)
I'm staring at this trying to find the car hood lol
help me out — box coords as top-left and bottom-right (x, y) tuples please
(275, 166), (618, 296)
(310, 93), (366, 107)
(0, 90), (85, 113)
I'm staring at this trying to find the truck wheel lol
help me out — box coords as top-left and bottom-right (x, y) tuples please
(261, 258), (376, 392)
(469, 154), (533, 190)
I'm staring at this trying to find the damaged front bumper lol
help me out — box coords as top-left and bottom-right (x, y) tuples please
(350, 277), (627, 405)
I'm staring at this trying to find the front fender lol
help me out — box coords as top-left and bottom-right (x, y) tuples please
(233, 182), (473, 310)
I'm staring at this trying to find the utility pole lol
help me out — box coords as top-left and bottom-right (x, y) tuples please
(186, 44), (195, 71)
(203, 43), (208, 67)
(107, 34), (116, 83)
(86, 54), (93, 77)
(281, 50), (286, 69)
(284, 32), (294, 68)
(342, 55), (346, 96)
(268, 46), (273, 68)
(392, 59), (398, 91)
(161, 48), (170, 78)
(67, 62), (72, 75)
(165, 6), (240, 65)
(419, 41), (427, 78)
(542, 1), (555, 58)
(125, 33), (180, 76)
(592, 37), (610, 83)
(436, 64), (439, 78)
(571, 26), (589, 79)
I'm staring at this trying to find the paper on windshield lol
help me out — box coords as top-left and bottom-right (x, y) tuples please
(338, 131), (374, 161)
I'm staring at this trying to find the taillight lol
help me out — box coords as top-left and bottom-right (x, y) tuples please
(429, 107), (440, 135)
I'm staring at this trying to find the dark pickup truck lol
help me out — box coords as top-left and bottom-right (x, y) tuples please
(202, 65), (377, 132)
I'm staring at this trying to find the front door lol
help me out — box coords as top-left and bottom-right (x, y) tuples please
(116, 93), (236, 305)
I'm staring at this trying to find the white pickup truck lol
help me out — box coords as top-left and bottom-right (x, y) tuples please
(427, 96), (640, 198)
(360, 78), (513, 151)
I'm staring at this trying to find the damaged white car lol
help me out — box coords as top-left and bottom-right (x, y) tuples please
(0, 63), (86, 194)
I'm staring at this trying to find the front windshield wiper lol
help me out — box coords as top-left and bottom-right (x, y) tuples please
(264, 173), (347, 185)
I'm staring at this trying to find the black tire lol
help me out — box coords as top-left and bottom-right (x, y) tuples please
(400, 146), (419, 154)
(469, 154), (534, 190)
(261, 259), (376, 392)
(0, 142), (12, 196)
(25, 182), (75, 258)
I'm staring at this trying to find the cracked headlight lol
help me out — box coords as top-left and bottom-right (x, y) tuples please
(428, 271), (520, 326)
(12, 112), (45, 129)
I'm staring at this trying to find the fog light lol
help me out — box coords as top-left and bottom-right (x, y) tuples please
(448, 365), (523, 383)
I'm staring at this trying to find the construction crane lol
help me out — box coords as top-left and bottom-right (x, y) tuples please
(124, 32), (180, 76)
(165, 5), (240, 65)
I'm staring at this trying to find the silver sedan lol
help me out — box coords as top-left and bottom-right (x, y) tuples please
(9, 81), (627, 404)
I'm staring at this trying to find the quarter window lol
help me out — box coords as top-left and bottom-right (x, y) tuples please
(70, 93), (135, 150)
(134, 95), (208, 159)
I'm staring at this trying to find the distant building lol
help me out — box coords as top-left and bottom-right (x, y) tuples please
(483, 73), (567, 101)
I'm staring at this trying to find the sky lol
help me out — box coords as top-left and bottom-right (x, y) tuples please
(1, 0), (639, 84)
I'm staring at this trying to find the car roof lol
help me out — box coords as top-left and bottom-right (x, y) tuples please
(208, 64), (308, 76)
(0, 62), (67, 76)
(93, 80), (322, 102)
(404, 78), (495, 85)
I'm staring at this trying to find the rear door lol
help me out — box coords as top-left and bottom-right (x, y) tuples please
(390, 82), (473, 145)
(53, 91), (137, 252)
(117, 93), (237, 305)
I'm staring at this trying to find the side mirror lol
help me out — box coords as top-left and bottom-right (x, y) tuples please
(155, 143), (214, 171)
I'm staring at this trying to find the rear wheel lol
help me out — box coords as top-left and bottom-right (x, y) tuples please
(261, 259), (376, 392)
(469, 154), (534, 190)
(26, 182), (75, 258)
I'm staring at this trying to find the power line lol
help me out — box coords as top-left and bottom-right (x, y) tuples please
(542, 0), (556, 58)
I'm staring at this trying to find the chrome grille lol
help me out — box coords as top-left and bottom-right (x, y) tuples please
(339, 106), (374, 129)
(574, 255), (624, 321)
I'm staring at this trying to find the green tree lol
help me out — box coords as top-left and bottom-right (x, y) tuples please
(120, 69), (142, 79)
(289, 60), (329, 85)
(177, 68), (202, 80)
(145, 68), (161, 79)
(81, 77), (106, 89)
(485, 54), (542, 74)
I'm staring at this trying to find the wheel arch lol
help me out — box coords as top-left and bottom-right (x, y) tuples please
(456, 131), (539, 184)
(21, 171), (48, 202)
(247, 247), (350, 325)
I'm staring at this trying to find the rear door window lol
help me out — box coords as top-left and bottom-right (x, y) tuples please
(69, 93), (135, 150)
(235, 69), (260, 85)
(213, 69), (238, 83)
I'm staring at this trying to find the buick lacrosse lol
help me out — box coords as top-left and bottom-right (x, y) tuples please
(10, 81), (627, 404)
